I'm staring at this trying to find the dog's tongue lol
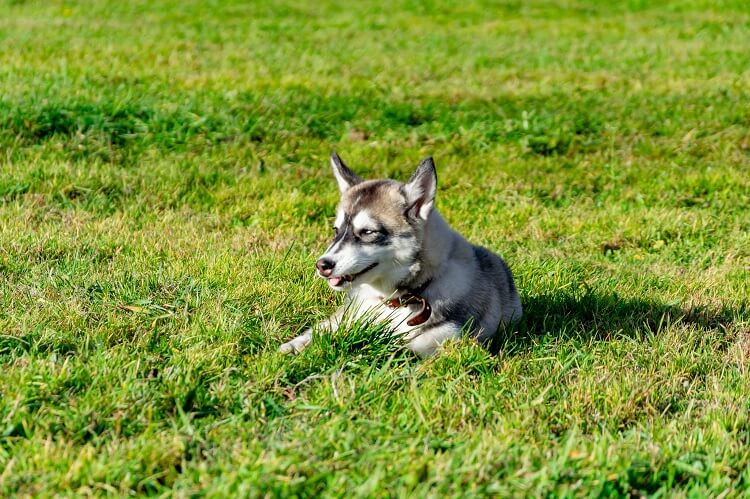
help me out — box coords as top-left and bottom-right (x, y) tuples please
(328, 276), (344, 287)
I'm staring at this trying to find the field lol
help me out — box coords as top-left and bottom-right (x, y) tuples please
(1, 0), (749, 496)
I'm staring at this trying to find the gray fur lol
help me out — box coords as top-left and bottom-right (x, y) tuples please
(280, 153), (522, 357)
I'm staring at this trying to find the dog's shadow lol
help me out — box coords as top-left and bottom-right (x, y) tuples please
(489, 290), (746, 355)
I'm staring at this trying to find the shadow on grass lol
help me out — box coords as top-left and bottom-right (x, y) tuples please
(490, 290), (746, 355)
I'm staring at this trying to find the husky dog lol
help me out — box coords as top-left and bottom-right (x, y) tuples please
(279, 153), (522, 357)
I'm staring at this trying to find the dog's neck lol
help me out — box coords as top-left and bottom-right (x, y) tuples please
(396, 210), (456, 293)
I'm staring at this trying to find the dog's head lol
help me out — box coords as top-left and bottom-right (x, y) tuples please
(316, 152), (437, 291)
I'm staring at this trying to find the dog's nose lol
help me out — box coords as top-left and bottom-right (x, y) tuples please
(316, 258), (335, 277)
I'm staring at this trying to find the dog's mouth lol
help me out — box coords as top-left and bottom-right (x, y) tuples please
(327, 262), (379, 287)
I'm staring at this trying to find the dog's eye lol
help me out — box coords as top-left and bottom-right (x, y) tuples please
(361, 229), (377, 236)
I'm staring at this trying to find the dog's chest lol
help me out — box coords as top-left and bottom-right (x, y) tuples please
(348, 285), (422, 334)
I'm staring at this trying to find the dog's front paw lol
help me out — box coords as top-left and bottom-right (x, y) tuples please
(278, 331), (312, 354)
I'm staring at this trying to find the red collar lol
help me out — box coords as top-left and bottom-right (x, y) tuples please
(386, 292), (432, 326)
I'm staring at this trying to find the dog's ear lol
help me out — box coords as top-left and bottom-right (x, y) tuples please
(403, 157), (437, 221)
(330, 152), (361, 193)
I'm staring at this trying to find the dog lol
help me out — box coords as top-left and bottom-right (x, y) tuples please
(279, 153), (522, 357)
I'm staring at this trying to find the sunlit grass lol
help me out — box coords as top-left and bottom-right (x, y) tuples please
(0, 0), (749, 495)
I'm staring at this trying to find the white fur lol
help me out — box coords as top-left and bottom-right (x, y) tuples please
(333, 210), (345, 230)
(279, 280), (459, 358)
(351, 211), (376, 231)
(279, 156), (521, 358)
(407, 323), (462, 357)
(325, 210), (347, 255)
(403, 159), (437, 220)
(319, 209), (416, 290)
(280, 211), (465, 357)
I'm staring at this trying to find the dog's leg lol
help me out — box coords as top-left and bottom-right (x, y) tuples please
(278, 308), (344, 354)
(278, 328), (313, 354)
(406, 323), (462, 357)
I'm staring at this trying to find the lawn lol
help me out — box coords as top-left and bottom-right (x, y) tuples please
(1, 0), (749, 496)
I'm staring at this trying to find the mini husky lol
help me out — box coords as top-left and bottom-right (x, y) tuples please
(279, 153), (522, 357)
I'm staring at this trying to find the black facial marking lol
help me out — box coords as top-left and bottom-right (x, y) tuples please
(330, 222), (346, 246)
(328, 214), (356, 252)
(342, 221), (390, 246)
(364, 230), (390, 246)
(330, 180), (407, 250)
(340, 223), (357, 245)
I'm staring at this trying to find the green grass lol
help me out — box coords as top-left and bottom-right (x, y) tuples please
(1, 0), (749, 495)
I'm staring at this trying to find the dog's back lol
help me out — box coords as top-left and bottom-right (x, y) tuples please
(419, 217), (522, 345)
(471, 244), (523, 340)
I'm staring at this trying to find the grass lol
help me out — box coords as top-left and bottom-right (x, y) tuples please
(1, 0), (749, 495)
